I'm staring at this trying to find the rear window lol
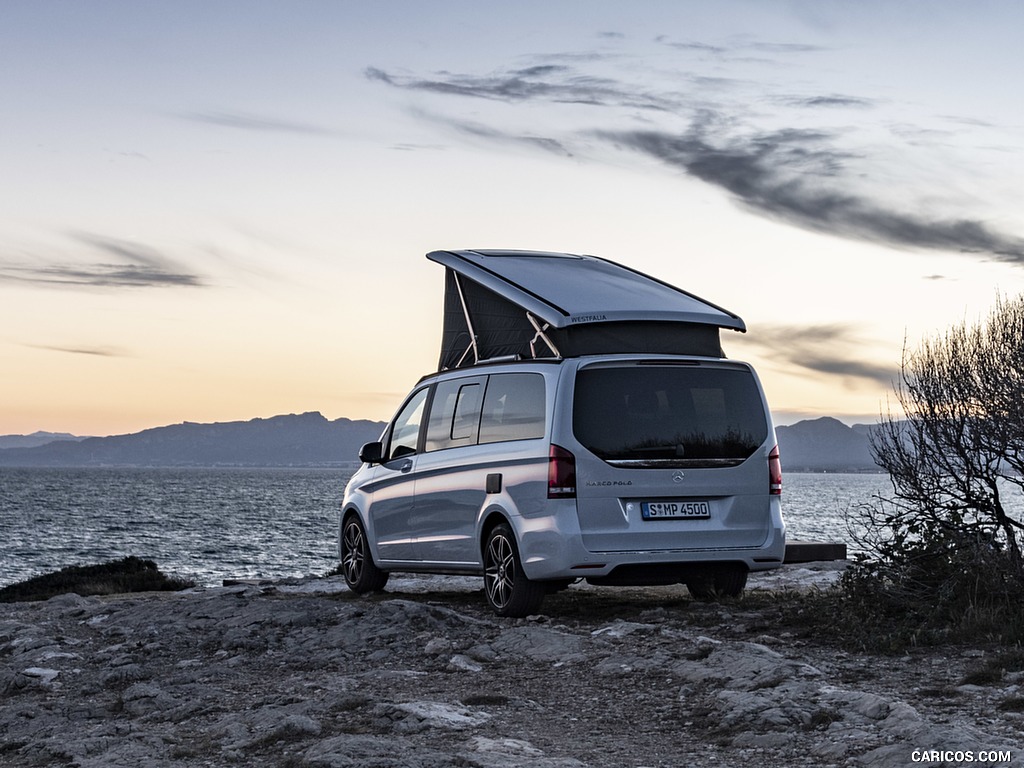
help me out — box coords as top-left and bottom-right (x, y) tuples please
(572, 364), (767, 467)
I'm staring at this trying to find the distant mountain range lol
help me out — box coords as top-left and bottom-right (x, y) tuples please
(775, 417), (880, 472)
(0, 412), (385, 468)
(0, 431), (86, 450)
(0, 412), (882, 471)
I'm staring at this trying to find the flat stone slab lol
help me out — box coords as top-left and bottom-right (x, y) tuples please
(784, 540), (847, 563)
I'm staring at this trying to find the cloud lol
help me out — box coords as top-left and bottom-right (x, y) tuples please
(0, 232), (204, 289)
(657, 39), (728, 55)
(655, 36), (828, 58)
(748, 42), (828, 54)
(180, 110), (339, 136)
(365, 66), (679, 111)
(27, 343), (130, 357)
(731, 324), (898, 386)
(601, 125), (1024, 262)
(776, 94), (876, 109)
(411, 109), (573, 157)
(366, 43), (1024, 265)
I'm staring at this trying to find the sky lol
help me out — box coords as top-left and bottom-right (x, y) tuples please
(2, 1), (1024, 437)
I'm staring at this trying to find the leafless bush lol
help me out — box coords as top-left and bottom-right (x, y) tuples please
(839, 296), (1024, 648)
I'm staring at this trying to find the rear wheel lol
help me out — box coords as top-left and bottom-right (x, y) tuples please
(686, 564), (748, 601)
(483, 523), (545, 617)
(341, 514), (389, 593)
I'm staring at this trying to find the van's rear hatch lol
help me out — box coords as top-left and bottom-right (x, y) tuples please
(570, 359), (773, 553)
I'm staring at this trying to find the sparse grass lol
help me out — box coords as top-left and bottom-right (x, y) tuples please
(960, 649), (1024, 686)
(770, 542), (1024, 653)
(0, 556), (194, 602)
(998, 696), (1024, 712)
(960, 667), (1005, 686)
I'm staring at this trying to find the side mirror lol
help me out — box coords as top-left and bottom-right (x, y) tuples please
(358, 441), (384, 465)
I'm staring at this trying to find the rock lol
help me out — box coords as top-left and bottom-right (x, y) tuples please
(0, 573), (1020, 767)
(377, 701), (491, 733)
(490, 625), (588, 663)
(21, 666), (59, 684)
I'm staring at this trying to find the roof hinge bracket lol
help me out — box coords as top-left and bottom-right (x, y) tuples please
(527, 312), (561, 359)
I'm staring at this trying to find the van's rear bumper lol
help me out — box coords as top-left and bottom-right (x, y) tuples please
(516, 501), (786, 581)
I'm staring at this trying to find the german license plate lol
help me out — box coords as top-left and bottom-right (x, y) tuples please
(641, 500), (711, 520)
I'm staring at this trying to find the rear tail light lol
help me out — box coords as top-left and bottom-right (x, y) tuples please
(548, 444), (577, 499)
(769, 445), (782, 495)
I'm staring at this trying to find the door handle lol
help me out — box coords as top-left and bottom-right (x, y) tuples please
(400, 460), (413, 473)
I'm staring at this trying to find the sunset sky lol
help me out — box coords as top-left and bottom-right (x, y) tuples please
(3, 1), (1023, 436)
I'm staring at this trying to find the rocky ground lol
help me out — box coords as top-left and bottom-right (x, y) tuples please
(2, 563), (1022, 767)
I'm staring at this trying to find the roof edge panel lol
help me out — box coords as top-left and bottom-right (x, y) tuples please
(427, 249), (746, 333)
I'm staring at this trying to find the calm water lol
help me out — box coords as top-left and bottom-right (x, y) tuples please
(0, 468), (351, 588)
(0, 468), (890, 588)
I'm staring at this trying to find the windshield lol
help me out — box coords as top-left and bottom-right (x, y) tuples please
(572, 364), (768, 467)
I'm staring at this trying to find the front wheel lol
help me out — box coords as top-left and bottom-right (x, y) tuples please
(341, 514), (389, 593)
(482, 523), (545, 618)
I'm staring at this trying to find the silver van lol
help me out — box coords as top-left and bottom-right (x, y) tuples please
(340, 250), (785, 616)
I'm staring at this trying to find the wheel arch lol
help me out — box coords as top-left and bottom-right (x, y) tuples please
(340, 505), (371, 558)
(479, 509), (513, 557)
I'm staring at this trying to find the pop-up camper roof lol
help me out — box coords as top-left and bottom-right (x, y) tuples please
(427, 249), (746, 371)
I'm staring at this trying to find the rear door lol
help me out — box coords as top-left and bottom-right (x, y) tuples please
(570, 360), (773, 553)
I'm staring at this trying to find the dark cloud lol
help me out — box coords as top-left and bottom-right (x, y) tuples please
(365, 66), (678, 111)
(27, 344), (128, 357)
(777, 95), (876, 109)
(180, 110), (338, 136)
(367, 50), (1024, 265)
(601, 126), (1024, 263)
(732, 324), (897, 386)
(0, 233), (204, 289)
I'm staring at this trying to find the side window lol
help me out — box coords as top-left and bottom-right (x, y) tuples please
(386, 387), (430, 460)
(425, 377), (484, 452)
(479, 373), (546, 444)
(451, 384), (483, 441)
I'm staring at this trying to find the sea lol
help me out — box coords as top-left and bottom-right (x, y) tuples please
(0, 468), (892, 589)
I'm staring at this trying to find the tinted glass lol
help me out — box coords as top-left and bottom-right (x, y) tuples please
(387, 387), (429, 460)
(425, 379), (483, 452)
(573, 365), (767, 466)
(479, 373), (546, 444)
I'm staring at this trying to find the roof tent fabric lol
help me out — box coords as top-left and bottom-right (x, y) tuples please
(439, 268), (544, 370)
(430, 249), (745, 370)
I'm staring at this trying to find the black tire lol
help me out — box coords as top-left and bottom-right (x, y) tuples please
(482, 523), (545, 617)
(341, 514), (389, 593)
(686, 564), (748, 601)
